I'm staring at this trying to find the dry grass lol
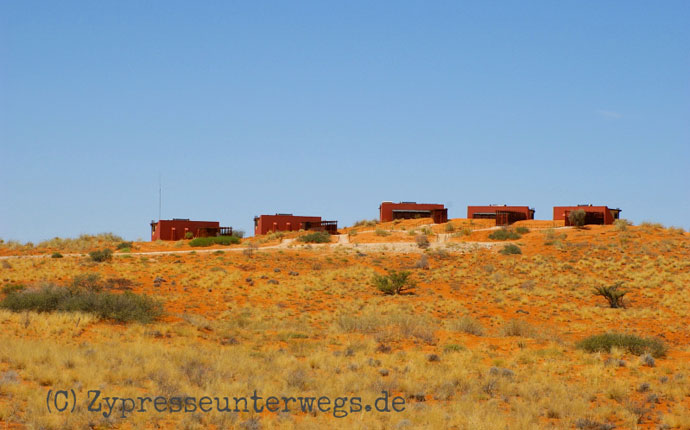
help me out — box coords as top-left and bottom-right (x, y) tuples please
(0, 221), (688, 428)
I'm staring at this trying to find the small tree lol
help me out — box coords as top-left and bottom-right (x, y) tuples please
(500, 244), (522, 255)
(568, 209), (587, 228)
(593, 281), (628, 308)
(184, 232), (194, 240)
(89, 249), (113, 263)
(297, 231), (331, 243)
(373, 270), (415, 295)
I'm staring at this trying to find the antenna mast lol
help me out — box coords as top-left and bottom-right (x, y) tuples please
(158, 173), (162, 221)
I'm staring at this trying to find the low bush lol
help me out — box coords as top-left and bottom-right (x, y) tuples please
(593, 282), (627, 308)
(374, 228), (391, 237)
(577, 333), (667, 358)
(2, 284), (25, 295)
(105, 277), (135, 290)
(37, 233), (123, 252)
(116, 241), (133, 250)
(444, 223), (455, 232)
(501, 319), (534, 337)
(89, 248), (113, 262)
(232, 230), (245, 239)
(544, 228), (567, 246)
(414, 254), (429, 269)
(296, 231), (331, 244)
(189, 236), (241, 247)
(489, 229), (521, 241)
(51, 252), (63, 258)
(514, 226), (530, 234)
(0, 285), (163, 323)
(444, 344), (465, 352)
(265, 231), (285, 241)
(415, 234), (430, 249)
(353, 219), (378, 227)
(427, 248), (450, 259)
(450, 316), (484, 336)
(373, 270), (415, 295)
(453, 228), (472, 237)
(500, 244), (522, 255)
(71, 274), (104, 293)
(614, 219), (632, 231)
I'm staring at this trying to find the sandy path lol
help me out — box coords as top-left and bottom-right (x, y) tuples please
(0, 226), (573, 260)
(0, 236), (499, 260)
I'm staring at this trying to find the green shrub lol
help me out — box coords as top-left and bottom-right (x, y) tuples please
(116, 241), (133, 250)
(0, 286), (163, 323)
(444, 223), (455, 233)
(489, 229), (521, 241)
(296, 231), (331, 244)
(514, 226), (530, 234)
(568, 209), (587, 228)
(374, 228), (391, 237)
(577, 333), (667, 358)
(500, 244), (522, 255)
(51, 252), (63, 258)
(232, 230), (245, 239)
(373, 270), (415, 295)
(2, 284), (25, 295)
(189, 236), (241, 247)
(89, 248), (113, 262)
(184, 232), (194, 240)
(593, 282), (627, 308)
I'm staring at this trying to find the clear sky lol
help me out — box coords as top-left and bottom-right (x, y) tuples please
(1, 1), (689, 242)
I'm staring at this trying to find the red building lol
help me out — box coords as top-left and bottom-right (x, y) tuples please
(150, 219), (232, 241)
(553, 205), (622, 226)
(379, 202), (448, 224)
(467, 205), (535, 226)
(253, 214), (338, 236)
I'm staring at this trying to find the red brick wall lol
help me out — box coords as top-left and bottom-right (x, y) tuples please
(151, 220), (220, 241)
(467, 206), (534, 220)
(254, 215), (322, 236)
(379, 202), (447, 223)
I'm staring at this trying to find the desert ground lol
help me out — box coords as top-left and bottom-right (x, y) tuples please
(0, 218), (689, 429)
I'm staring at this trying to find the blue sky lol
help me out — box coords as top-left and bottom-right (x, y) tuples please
(1, 1), (688, 242)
